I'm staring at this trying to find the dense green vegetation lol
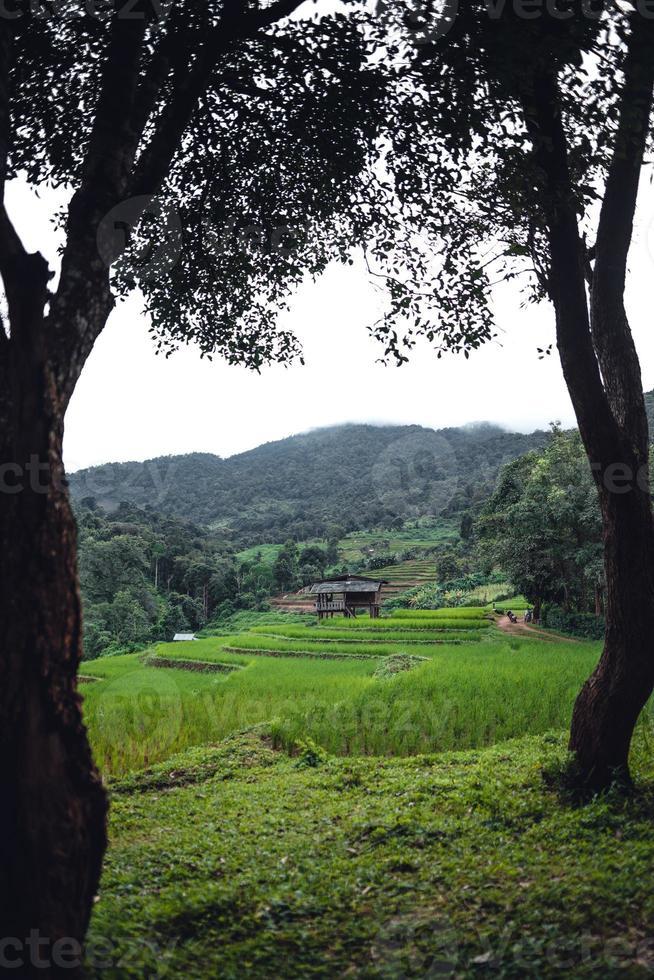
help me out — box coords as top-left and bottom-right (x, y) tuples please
(76, 501), (252, 657)
(477, 429), (603, 620)
(76, 504), (335, 656)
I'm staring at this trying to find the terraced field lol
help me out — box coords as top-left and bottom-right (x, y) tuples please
(336, 521), (458, 562)
(82, 607), (611, 778)
(368, 557), (437, 600)
(168, 609), (491, 661)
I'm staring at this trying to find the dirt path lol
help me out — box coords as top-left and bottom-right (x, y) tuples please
(495, 615), (570, 642)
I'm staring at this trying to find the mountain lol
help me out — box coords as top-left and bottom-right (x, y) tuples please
(69, 422), (550, 543)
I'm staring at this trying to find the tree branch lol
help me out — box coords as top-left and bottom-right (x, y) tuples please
(48, 6), (151, 408)
(0, 18), (12, 199)
(128, 1), (202, 158)
(128, 0), (308, 200)
(590, 13), (654, 451)
(0, 48), (50, 352)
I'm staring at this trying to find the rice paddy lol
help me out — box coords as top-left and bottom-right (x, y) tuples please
(224, 635), (469, 657)
(390, 607), (487, 618)
(369, 558), (439, 600)
(249, 624), (483, 643)
(321, 618), (486, 631)
(80, 607), (618, 777)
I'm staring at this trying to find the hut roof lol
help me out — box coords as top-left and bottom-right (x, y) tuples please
(309, 577), (385, 594)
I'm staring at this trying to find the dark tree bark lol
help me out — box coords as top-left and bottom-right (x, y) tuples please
(524, 19), (654, 789)
(0, 253), (107, 974)
(571, 481), (654, 788)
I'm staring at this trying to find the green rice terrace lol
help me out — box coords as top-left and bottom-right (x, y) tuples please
(83, 606), (654, 976)
(82, 608), (609, 774)
(336, 522), (460, 562)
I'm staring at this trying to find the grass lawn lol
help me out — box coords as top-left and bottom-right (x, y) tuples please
(88, 728), (654, 978)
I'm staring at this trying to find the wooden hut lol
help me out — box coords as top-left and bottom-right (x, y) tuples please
(309, 576), (387, 620)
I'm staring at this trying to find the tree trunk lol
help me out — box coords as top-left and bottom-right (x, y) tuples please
(524, 60), (654, 791)
(569, 475), (654, 790)
(0, 347), (107, 974)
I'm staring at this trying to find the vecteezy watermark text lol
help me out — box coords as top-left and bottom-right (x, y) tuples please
(0, 931), (178, 974)
(0, 456), (652, 496)
(0, 456), (57, 495)
(0, 0), (170, 22)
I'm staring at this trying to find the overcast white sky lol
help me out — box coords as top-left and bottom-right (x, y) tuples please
(8, 175), (654, 472)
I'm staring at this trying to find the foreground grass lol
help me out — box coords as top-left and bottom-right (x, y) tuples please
(83, 637), (623, 775)
(88, 728), (654, 978)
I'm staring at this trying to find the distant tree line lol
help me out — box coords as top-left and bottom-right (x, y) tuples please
(77, 501), (341, 656)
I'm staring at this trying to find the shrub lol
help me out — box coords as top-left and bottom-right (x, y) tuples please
(541, 606), (605, 640)
(294, 738), (328, 768)
(368, 554), (399, 570)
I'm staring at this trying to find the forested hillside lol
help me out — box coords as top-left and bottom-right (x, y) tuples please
(70, 422), (549, 541)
